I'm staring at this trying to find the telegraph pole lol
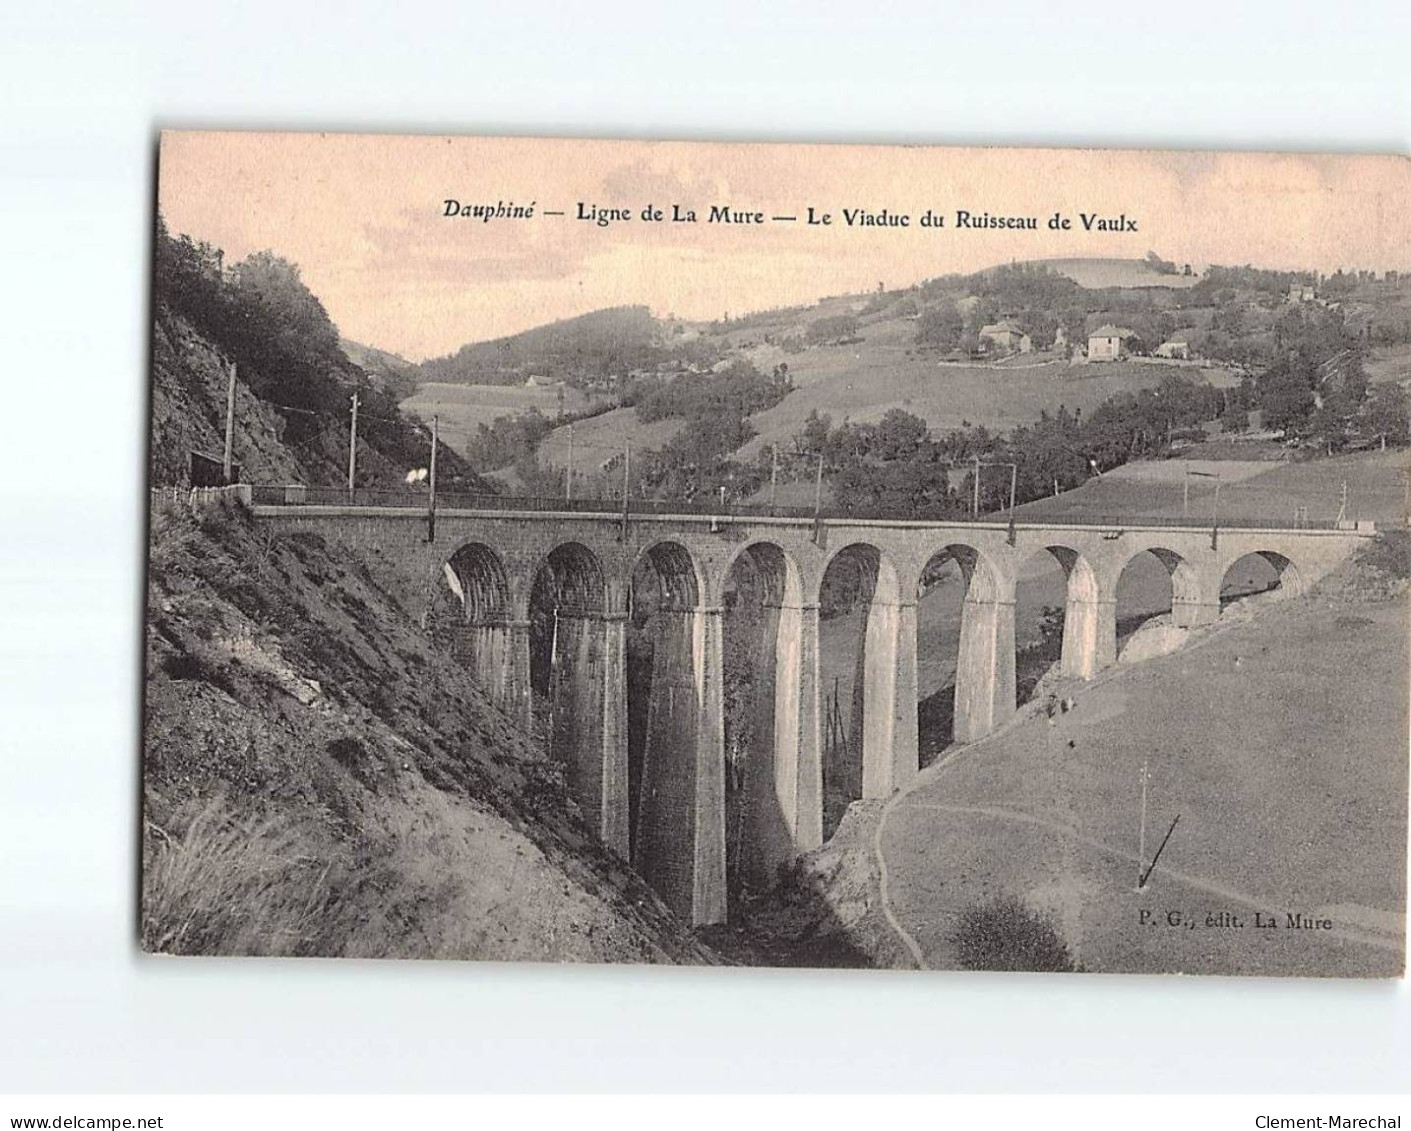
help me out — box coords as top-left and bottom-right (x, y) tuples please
(1211, 476), (1222, 551)
(347, 392), (360, 502)
(566, 424), (574, 502)
(972, 452), (981, 518)
(770, 444), (780, 514)
(427, 413), (438, 543)
(1007, 461), (1018, 545)
(222, 361), (238, 484)
(812, 451), (825, 545)
(619, 441), (631, 540)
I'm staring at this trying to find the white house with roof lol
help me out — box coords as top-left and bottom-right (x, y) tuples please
(1087, 325), (1135, 362)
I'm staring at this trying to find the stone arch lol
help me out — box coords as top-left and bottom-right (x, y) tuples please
(437, 542), (521, 715)
(818, 541), (915, 833)
(633, 539), (706, 612)
(719, 541), (815, 906)
(1015, 544), (1107, 684)
(722, 539), (805, 608)
(442, 541), (513, 621)
(916, 541), (1014, 747)
(1219, 549), (1304, 609)
(528, 540), (607, 620)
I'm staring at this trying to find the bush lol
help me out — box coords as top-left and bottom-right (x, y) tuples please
(1356, 530), (1411, 584)
(806, 313), (859, 345)
(950, 894), (1077, 972)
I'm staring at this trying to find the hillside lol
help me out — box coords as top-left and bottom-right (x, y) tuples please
(416, 305), (682, 387)
(1027, 256), (1203, 290)
(871, 536), (1408, 975)
(722, 531), (1408, 973)
(340, 338), (419, 402)
(151, 219), (487, 493)
(1011, 448), (1408, 528)
(142, 498), (717, 964)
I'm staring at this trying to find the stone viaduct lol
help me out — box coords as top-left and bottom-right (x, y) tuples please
(249, 496), (1373, 927)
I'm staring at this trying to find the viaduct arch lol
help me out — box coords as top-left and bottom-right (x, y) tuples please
(252, 500), (1373, 926)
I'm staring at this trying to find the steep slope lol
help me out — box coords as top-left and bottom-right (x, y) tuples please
(149, 309), (306, 487)
(149, 219), (488, 492)
(142, 499), (716, 964)
(340, 338), (419, 402)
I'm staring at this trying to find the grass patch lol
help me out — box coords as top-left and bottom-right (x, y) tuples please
(142, 796), (349, 957)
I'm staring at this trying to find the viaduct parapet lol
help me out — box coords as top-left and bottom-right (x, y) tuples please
(250, 500), (1373, 926)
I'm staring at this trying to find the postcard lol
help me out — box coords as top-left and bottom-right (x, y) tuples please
(143, 132), (1409, 975)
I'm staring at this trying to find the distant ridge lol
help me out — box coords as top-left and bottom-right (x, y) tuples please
(1019, 256), (1204, 290)
(415, 305), (666, 387)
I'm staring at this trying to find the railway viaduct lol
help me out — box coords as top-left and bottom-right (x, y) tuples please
(249, 494), (1374, 926)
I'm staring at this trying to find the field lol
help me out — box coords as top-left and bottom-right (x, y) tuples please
(874, 560), (1408, 976)
(537, 408), (684, 476)
(1014, 448), (1409, 527)
(723, 310), (1238, 458)
(399, 382), (600, 457)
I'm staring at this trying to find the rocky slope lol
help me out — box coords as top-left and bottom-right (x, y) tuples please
(141, 498), (716, 964)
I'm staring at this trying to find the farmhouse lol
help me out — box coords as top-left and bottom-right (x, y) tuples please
(1155, 332), (1199, 360)
(524, 374), (563, 389)
(1087, 325), (1135, 362)
(978, 320), (1032, 354)
(1288, 283), (1318, 303)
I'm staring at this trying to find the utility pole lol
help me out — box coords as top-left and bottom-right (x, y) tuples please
(972, 452), (981, 518)
(1211, 476), (1222, 551)
(1337, 480), (1348, 525)
(427, 414), (438, 543)
(812, 451), (825, 545)
(347, 392), (359, 502)
(1007, 461), (1018, 546)
(619, 441), (631, 540)
(1182, 469), (1190, 519)
(769, 444), (780, 515)
(222, 361), (238, 485)
(1137, 760), (1149, 890)
(566, 425), (574, 502)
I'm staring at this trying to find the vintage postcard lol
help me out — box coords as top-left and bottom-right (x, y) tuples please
(143, 132), (1409, 975)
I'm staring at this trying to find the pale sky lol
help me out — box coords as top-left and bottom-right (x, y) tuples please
(158, 132), (1411, 362)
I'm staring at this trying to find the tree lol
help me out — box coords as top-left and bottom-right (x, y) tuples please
(915, 303), (963, 348)
(874, 409), (929, 461)
(1363, 384), (1410, 448)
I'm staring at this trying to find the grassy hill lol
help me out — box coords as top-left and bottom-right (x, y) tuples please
(1028, 256), (1203, 290)
(415, 305), (673, 387)
(401, 381), (603, 461)
(1012, 448), (1408, 528)
(873, 536), (1408, 975)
